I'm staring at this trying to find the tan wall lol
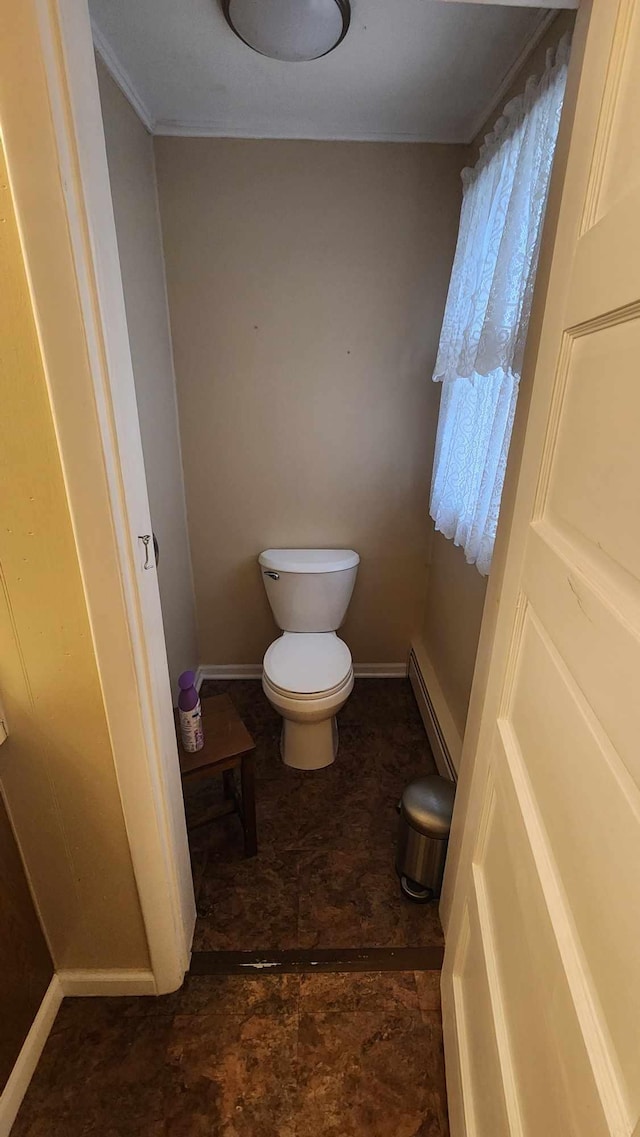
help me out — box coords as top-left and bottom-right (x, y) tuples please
(420, 537), (489, 738)
(418, 11), (576, 743)
(0, 143), (149, 970)
(97, 60), (198, 695)
(155, 137), (465, 665)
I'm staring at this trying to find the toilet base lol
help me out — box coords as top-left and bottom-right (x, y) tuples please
(281, 716), (338, 771)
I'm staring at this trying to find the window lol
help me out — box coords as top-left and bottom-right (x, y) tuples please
(429, 36), (570, 576)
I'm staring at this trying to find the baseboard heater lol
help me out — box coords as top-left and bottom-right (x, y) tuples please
(408, 649), (457, 783)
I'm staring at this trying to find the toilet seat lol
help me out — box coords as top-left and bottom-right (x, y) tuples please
(263, 632), (352, 696)
(263, 668), (354, 704)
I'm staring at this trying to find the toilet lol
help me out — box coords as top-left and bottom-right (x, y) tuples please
(259, 548), (359, 770)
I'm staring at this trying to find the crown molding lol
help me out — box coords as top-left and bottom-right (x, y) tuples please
(153, 122), (460, 144)
(91, 18), (155, 133)
(464, 8), (560, 146)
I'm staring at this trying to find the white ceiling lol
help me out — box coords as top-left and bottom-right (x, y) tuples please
(90, 0), (559, 143)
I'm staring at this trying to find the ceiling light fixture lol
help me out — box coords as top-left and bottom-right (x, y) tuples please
(221, 0), (351, 63)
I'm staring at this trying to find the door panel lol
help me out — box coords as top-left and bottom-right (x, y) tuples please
(546, 318), (640, 577)
(442, 3), (640, 1134)
(592, 3), (640, 223)
(508, 612), (640, 1104)
(523, 524), (639, 777)
(453, 905), (511, 1137)
(479, 772), (606, 1137)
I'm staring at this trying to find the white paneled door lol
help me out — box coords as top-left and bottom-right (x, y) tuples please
(442, 2), (640, 1135)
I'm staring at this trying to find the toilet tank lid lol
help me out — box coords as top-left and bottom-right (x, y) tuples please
(259, 549), (360, 574)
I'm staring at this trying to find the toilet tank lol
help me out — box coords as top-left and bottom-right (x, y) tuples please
(259, 549), (359, 632)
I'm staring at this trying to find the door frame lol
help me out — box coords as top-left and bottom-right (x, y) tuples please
(0, 0), (195, 993)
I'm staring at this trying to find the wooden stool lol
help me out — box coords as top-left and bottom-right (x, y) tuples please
(176, 694), (257, 857)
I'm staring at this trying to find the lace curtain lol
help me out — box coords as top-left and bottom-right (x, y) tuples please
(429, 35), (570, 575)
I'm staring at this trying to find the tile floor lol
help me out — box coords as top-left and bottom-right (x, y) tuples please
(13, 680), (450, 1135)
(13, 971), (448, 1136)
(190, 679), (445, 951)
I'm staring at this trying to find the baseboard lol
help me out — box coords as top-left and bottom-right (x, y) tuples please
(0, 976), (63, 1137)
(408, 643), (461, 780)
(196, 665), (261, 686)
(196, 662), (407, 688)
(56, 969), (157, 997)
(353, 662), (407, 679)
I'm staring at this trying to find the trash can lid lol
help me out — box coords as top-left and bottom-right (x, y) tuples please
(401, 775), (455, 838)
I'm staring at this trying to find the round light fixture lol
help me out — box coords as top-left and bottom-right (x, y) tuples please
(221, 0), (351, 62)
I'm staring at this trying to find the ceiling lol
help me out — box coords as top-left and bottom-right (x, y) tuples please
(89, 0), (557, 143)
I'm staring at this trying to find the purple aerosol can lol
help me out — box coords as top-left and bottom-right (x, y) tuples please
(177, 671), (204, 753)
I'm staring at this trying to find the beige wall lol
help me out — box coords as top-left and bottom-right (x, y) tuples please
(97, 60), (198, 695)
(417, 11), (576, 744)
(155, 137), (465, 665)
(420, 536), (488, 738)
(0, 143), (149, 970)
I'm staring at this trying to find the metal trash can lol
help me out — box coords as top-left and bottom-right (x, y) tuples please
(396, 775), (455, 902)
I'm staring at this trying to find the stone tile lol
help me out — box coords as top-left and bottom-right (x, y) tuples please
(297, 847), (444, 949)
(48, 991), (183, 1032)
(252, 733), (287, 786)
(12, 1013), (174, 1137)
(15, 975), (449, 1136)
(299, 970), (420, 1013)
(254, 759), (304, 801)
(189, 845), (209, 906)
(296, 1008), (449, 1136)
(176, 973), (300, 1016)
(165, 1011), (298, 1137)
(375, 738), (437, 789)
(254, 778), (306, 853)
(339, 679), (426, 728)
(14, 680), (450, 1136)
(196, 813), (245, 863)
(297, 847), (404, 949)
(190, 679), (444, 951)
(398, 895), (446, 949)
(293, 766), (393, 854)
(415, 970), (442, 1015)
(194, 849), (300, 951)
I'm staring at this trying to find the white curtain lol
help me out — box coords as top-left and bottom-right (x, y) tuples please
(430, 35), (570, 575)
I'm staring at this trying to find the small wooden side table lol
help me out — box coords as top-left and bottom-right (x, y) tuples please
(175, 694), (257, 858)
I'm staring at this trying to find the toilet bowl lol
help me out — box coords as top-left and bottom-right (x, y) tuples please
(263, 632), (354, 770)
(259, 549), (359, 770)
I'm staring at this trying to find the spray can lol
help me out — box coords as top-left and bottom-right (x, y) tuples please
(178, 671), (204, 753)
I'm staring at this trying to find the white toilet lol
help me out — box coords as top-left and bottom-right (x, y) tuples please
(259, 548), (359, 770)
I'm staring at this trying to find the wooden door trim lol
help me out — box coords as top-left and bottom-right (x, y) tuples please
(0, 1), (195, 994)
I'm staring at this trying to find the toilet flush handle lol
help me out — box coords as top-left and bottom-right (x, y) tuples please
(263, 571), (279, 580)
